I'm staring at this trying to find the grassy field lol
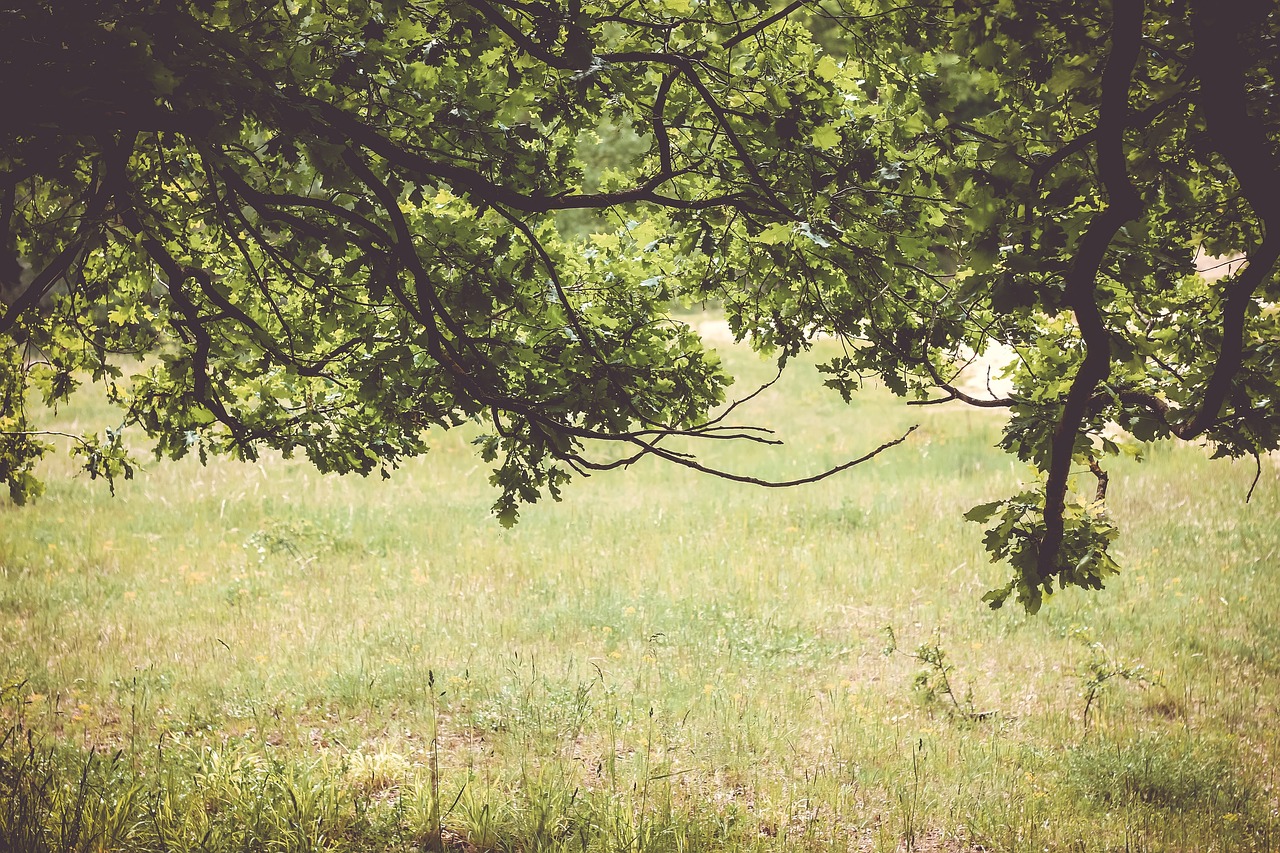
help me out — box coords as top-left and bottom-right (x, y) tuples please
(2, 331), (1279, 852)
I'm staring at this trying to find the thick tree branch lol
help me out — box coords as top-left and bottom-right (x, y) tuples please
(721, 0), (809, 50)
(1174, 0), (1280, 440)
(1038, 0), (1145, 578)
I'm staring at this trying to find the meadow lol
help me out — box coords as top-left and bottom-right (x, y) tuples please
(2, 331), (1278, 852)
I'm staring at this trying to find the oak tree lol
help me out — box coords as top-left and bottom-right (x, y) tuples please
(2, 0), (1276, 611)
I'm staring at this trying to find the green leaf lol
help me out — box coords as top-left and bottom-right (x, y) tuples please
(963, 500), (1003, 523)
(811, 124), (841, 150)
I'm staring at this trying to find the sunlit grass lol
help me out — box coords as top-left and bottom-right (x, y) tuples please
(2, 331), (1278, 851)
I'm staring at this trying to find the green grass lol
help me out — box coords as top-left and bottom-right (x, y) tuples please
(3, 331), (1279, 851)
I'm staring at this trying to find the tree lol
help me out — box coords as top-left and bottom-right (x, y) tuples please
(2, 0), (1276, 612)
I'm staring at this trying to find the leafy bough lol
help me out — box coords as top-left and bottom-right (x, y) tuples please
(2, 0), (1277, 610)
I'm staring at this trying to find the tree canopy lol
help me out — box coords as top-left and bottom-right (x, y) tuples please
(2, 0), (1277, 611)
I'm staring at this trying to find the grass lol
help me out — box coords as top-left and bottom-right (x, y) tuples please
(2, 328), (1279, 851)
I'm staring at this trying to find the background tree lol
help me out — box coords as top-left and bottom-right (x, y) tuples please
(2, 0), (1276, 611)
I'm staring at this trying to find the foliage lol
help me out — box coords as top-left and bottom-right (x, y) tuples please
(2, 0), (1277, 608)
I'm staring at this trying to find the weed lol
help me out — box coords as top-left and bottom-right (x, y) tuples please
(245, 517), (340, 564)
(1072, 628), (1160, 729)
(897, 737), (927, 851)
(883, 626), (991, 721)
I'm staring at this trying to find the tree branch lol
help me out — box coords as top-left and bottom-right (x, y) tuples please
(465, 0), (594, 70)
(1038, 0), (1145, 578)
(721, 0), (809, 51)
(1174, 0), (1280, 440)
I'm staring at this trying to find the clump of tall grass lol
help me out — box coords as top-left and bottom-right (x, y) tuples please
(0, 718), (799, 853)
(0, 717), (402, 853)
(1066, 733), (1254, 813)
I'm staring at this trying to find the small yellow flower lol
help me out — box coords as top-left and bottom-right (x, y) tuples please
(123, 590), (137, 601)
(26, 693), (45, 705)
(703, 684), (715, 695)
(609, 650), (622, 659)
